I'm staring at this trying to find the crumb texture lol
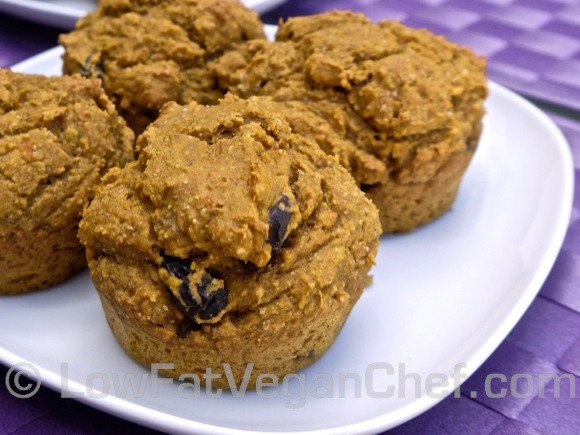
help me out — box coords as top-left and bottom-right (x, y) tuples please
(79, 95), (381, 387)
(59, 0), (266, 133)
(215, 11), (488, 231)
(0, 69), (134, 294)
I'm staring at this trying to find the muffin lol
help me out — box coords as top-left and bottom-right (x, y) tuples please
(0, 69), (134, 295)
(214, 11), (488, 232)
(59, 0), (266, 134)
(78, 95), (381, 388)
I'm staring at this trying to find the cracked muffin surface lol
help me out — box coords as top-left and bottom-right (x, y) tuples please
(215, 10), (488, 232)
(0, 69), (134, 294)
(78, 95), (381, 388)
(59, 0), (266, 134)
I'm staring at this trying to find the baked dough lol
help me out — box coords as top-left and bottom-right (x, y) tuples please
(215, 11), (488, 232)
(59, 0), (266, 134)
(79, 95), (381, 388)
(0, 69), (134, 294)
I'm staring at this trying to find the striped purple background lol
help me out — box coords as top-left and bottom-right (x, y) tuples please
(1, 1), (580, 434)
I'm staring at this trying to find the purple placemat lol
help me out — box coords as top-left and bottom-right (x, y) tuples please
(263, 0), (580, 112)
(0, 14), (60, 68)
(391, 111), (580, 433)
(1, 1), (580, 433)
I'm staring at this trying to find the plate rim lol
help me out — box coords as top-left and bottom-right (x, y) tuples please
(1, 47), (575, 434)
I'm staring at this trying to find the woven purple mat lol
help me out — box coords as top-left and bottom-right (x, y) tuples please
(1, 1), (580, 433)
(264, 0), (580, 112)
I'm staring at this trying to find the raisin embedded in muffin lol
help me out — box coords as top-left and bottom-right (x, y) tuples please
(78, 94), (381, 388)
(215, 10), (488, 232)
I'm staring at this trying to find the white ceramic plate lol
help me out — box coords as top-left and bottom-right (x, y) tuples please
(0, 0), (287, 29)
(1, 47), (574, 434)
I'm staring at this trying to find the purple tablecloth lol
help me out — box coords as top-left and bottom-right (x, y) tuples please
(1, 1), (580, 433)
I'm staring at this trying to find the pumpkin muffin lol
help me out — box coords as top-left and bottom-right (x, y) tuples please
(78, 95), (381, 388)
(59, 0), (266, 134)
(214, 11), (488, 232)
(0, 69), (134, 294)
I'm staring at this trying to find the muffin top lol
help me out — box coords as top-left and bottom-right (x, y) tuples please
(0, 69), (134, 235)
(59, 0), (266, 133)
(79, 95), (381, 328)
(214, 10), (487, 186)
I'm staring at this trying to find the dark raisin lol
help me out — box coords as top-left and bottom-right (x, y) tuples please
(80, 53), (104, 79)
(197, 272), (213, 295)
(195, 272), (229, 320)
(178, 282), (202, 319)
(164, 257), (191, 280)
(198, 283), (229, 320)
(162, 258), (229, 322)
(268, 194), (292, 254)
(163, 256), (200, 319)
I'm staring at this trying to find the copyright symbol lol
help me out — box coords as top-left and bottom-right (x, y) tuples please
(5, 362), (41, 399)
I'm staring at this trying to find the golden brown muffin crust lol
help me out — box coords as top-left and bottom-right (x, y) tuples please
(215, 10), (488, 232)
(79, 95), (381, 387)
(59, 0), (266, 134)
(0, 69), (134, 294)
